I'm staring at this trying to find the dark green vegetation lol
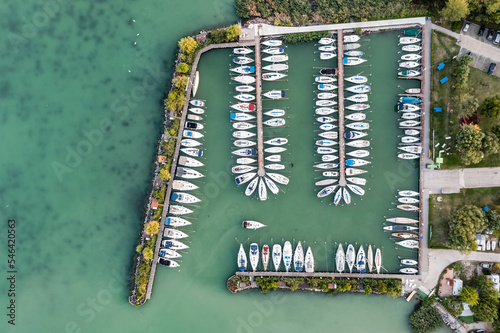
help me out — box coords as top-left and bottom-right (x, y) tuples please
(437, 0), (500, 26)
(430, 32), (500, 169)
(283, 31), (329, 44)
(408, 303), (443, 333)
(429, 188), (500, 248)
(234, 0), (426, 25)
(472, 275), (499, 323)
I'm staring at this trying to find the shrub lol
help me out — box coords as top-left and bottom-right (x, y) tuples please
(145, 221), (160, 235)
(136, 245), (144, 253)
(409, 303), (443, 333)
(178, 36), (198, 54)
(175, 63), (190, 74)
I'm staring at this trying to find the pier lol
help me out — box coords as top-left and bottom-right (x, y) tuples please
(254, 35), (265, 176)
(337, 30), (346, 187)
(236, 271), (420, 280)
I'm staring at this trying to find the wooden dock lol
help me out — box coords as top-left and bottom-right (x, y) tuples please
(236, 271), (420, 280)
(337, 31), (346, 187)
(255, 36), (265, 176)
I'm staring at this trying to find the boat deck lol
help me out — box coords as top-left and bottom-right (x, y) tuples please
(255, 35), (265, 176)
(337, 31), (346, 187)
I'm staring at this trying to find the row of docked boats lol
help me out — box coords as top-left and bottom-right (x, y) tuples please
(397, 29), (423, 78)
(230, 40), (290, 201)
(396, 95), (422, 159)
(335, 243), (382, 274)
(158, 98), (209, 268)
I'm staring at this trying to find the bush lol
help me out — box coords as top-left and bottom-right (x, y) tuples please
(145, 221), (160, 235)
(175, 63), (190, 74)
(143, 248), (154, 261)
(136, 245), (144, 253)
(281, 277), (302, 291)
(409, 303), (443, 333)
(282, 31), (329, 44)
(449, 205), (487, 252)
(481, 94), (500, 118)
(154, 185), (167, 204)
(178, 36), (198, 54)
(255, 277), (278, 294)
(364, 285), (372, 296)
(441, 296), (464, 316)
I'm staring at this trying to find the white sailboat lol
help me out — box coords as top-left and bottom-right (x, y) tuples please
(189, 107), (205, 115)
(402, 44), (421, 52)
(258, 177), (268, 201)
(344, 35), (360, 43)
(346, 149), (369, 158)
(267, 173), (289, 185)
(163, 228), (189, 239)
(346, 140), (370, 148)
(367, 245), (374, 273)
(336, 244), (345, 273)
(264, 146), (286, 154)
(385, 217), (418, 224)
(262, 245), (270, 271)
(181, 139), (202, 147)
(345, 168), (368, 176)
(400, 267), (418, 274)
(316, 116), (336, 123)
(318, 37), (335, 45)
(343, 187), (351, 204)
(315, 76), (336, 83)
(294, 242), (304, 272)
(346, 177), (367, 186)
(238, 244), (247, 271)
(264, 137), (288, 146)
(264, 176), (280, 195)
(263, 118), (286, 127)
(401, 53), (422, 61)
(399, 61), (420, 69)
(345, 112), (366, 121)
(263, 90), (285, 99)
(356, 245), (366, 273)
(318, 84), (337, 91)
(172, 180), (199, 191)
(346, 244), (355, 273)
(249, 243), (259, 271)
(171, 192), (201, 204)
(235, 172), (257, 185)
(262, 40), (282, 47)
(399, 37), (421, 44)
(265, 163), (285, 170)
(233, 130), (256, 139)
(304, 247), (315, 273)
(319, 123), (337, 131)
(265, 155), (281, 162)
(262, 55), (288, 62)
(401, 136), (419, 143)
(333, 187), (343, 205)
(316, 100), (337, 107)
(264, 109), (286, 117)
(346, 85), (371, 93)
(346, 103), (370, 111)
(375, 248), (382, 274)
(233, 47), (253, 55)
(317, 92), (337, 99)
(396, 240), (419, 249)
(317, 147), (337, 154)
(345, 75), (368, 84)
(315, 178), (338, 186)
(317, 185), (337, 198)
(244, 177), (259, 196)
(272, 244), (282, 271)
(183, 130), (204, 139)
(233, 122), (256, 130)
(315, 107), (337, 115)
(237, 157), (256, 165)
(164, 216), (192, 227)
(235, 85), (255, 93)
(283, 241), (293, 272)
(181, 148), (203, 158)
(159, 248), (182, 259)
(234, 93), (255, 102)
(161, 239), (189, 250)
(262, 72), (287, 81)
(262, 63), (288, 71)
(320, 52), (336, 60)
(318, 45), (336, 52)
(232, 165), (257, 174)
(242, 220), (266, 230)
(318, 131), (338, 139)
(262, 47), (284, 54)
(398, 197), (419, 204)
(178, 156), (204, 168)
(233, 139), (256, 147)
(346, 94), (368, 103)
(347, 184), (365, 196)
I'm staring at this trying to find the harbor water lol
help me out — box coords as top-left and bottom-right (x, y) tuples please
(0, 1), (451, 332)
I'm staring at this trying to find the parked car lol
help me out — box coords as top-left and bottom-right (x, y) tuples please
(480, 262), (493, 269)
(488, 63), (496, 75)
(463, 21), (470, 32)
(472, 330), (485, 333)
(487, 28), (495, 41)
(478, 25), (486, 36)
(494, 31), (500, 44)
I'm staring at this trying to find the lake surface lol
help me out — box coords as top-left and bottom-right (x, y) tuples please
(0, 1), (451, 332)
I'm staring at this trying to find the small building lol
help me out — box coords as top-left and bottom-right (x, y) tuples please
(476, 234), (486, 251)
(151, 198), (159, 210)
(438, 268), (454, 296)
(452, 278), (463, 296)
(158, 155), (167, 164)
(488, 274), (500, 292)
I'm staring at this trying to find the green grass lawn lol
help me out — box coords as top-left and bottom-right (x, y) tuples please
(430, 32), (500, 169)
(429, 187), (500, 248)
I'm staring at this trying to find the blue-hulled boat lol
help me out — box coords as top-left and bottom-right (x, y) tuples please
(399, 96), (421, 104)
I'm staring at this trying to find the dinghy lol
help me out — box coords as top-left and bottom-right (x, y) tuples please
(375, 248), (382, 274)
(162, 239), (189, 250)
(344, 35), (360, 43)
(233, 122), (256, 130)
(346, 244), (355, 273)
(318, 84), (337, 91)
(318, 131), (338, 139)
(181, 148), (203, 158)
(264, 109), (286, 117)
(262, 245), (270, 271)
(396, 241), (419, 250)
(317, 185), (337, 198)
(164, 216), (192, 227)
(346, 177), (367, 186)
(316, 100), (337, 107)
(346, 168), (367, 176)
(305, 247), (314, 273)
(233, 47), (253, 55)
(346, 149), (369, 157)
(315, 178), (338, 186)
(189, 107), (205, 115)
(398, 153), (419, 160)
(265, 146), (286, 153)
(398, 197), (419, 204)
(397, 204), (419, 211)
(190, 99), (205, 107)
(235, 85), (255, 92)
(265, 137), (288, 146)
(336, 244), (345, 273)
(346, 103), (370, 111)
(272, 244), (282, 271)
(263, 118), (286, 127)
(234, 172), (257, 185)
(346, 140), (370, 148)
(294, 242), (304, 272)
(234, 93), (255, 102)
(171, 192), (201, 204)
(386, 217), (418, 224)
(232, 148), (257, 157)
(262, 40), (282, 47)
(399, 190), (419, 197)
(232, 165), (257, 174)
(237, 244), (247, 271)
(346, 85), (371, 93)
(262, 72), (287, 81)
(231, 102), (255, 112)
(347, 184), (365, 196)
(172, 180), (199, 191)
(316, 116), (336, 123)
(346, 94), (368, 103)
(401, 53), (422, 61)
(402, 44), (422, 52)
(262, 63), (288, 71)
(267, 173), (289, 185)
(242, 220), (266, 230)
(399, 70), (420, 77)
(345, 113), (366, 121)
(345, 75), (368, 84)
(399, 61), (420, 69)
(344, 57), (367, 66)
(320, 52), (336, 60)
(317, 92), (337, 99)
(356, 245), (366, 273)
(233, 130), (256, 139)
(233, 56), (254, 65)
(164, 227), (189, 238)
(316, 107), (337, 115)
(333, 187), (343, 205)
(318, 37), (335, 45)
(344, 50), (363, 56)
(263, 90), (285, 99)
(400, 267), (418, 274)
(344, 43), (361, 50)
(231, 66), (255, 74)
(315, 76), (336, 83)
(343, 187), (351, 204)
(249, 243), (259, 271)
(283, 241), (293, 272)
(262, 55), (288, 62)
(399, 37), (421, 44)
(367, 245), (374, 273)
(159, 248), (182, 259)
(262, 47), (284, 55)
(399, 120), (420, 127)
(244, 177), (259, 196)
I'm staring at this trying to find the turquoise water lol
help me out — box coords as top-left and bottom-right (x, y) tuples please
(0, 1), (451, 332)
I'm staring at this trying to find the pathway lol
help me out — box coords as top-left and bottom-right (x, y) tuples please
(422, 167), (500, 194)
(237, 271), (419, 280)
(254, 35), (265, 176)
(337, 30), (346, 187)
(432, 301), (468, 333)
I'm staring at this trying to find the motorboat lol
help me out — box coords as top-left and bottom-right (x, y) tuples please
(398, 197), (419, 204)
(401, 259), (418, 266)
(344, 43), (361, 50)
(402, 44), (422, 52)
(263, 118), (286, 127)
(318, 37), (335, 45)
(367, 245), (374, 273)
(163, 227), (189, 239)
(345, 168), (368, 176)
(265, 163), (285, 170)
(315, 76), (336, 83)
(399, 120), (420, 127)
(343, 187), (351, 204)
(263, 90), (285, 99)
(161, 239), (189, 250)
(187, 114), (203, 121)
(400, 96), (421, 104)
(294, 242), (304, 272)
(316, 100), (337, 107)
(400, 267), (418, 274)
(386, 217), (418, 224)
(356, 245), (366, 273)
(249, 243), (259, 271)
(346, 103), (370, 111)
(262, 39), (282, 47)
(317, 147), (337, 154)
(344, 35), (360, 43)
(190, 99), (205, 107)
(233, 56), (254, 65)
(347, 184), (365, 196)
(262, 245), (270, 271)
(399, 61), (420, 69)
(315, 140), (337, 147)
(189, 107), (205, 115)
(262, 55), (288, 62)
(265, 137), (288, 146)
(399, 37), (421, 44)
(323, 171), (339, 178)
(235, 172), (257, 185)
(181, 148), (203, 158)
(242, 220), (266, 230)
(264, 176), (280, 195)
(258, 177), (268, 201)
(346, 85), (370, 93)
(233, 139), (256, 147)
(265, 146), (286, 154)
(233, 130), (256, 139)
(316, 107), (337, 115)
(346, 94), (368, 103)
(232, 165), (257, 174)
(233, 47), (253, 55)
(314, 162), (338, 169)
(373, 248), (381, 274)
(262, 63), (288, 71)
(344, 57), (367, 66)
(399, 190), (419, 197)
(345, 113), (366, 121)
(398, 103), (420, 112)
(397, 204), (419, 211)
(171, 192), (201, 204)
(238, 244), (247, 271)
(159, 248), (182, 259)
(318, 131), (338, 139)
(399, 70), (420, 77)
(232, 148), (257, 157)
(346, 140), (370, 148)
(262, 72), (287, 81)
(172, 179), (199, 191)
(316, 116), (336, 123)
(176, 167), (204, 179)
(185, 121), (204, 130)
(178, 156), (204, 168)
(401, 136), (419, 143)
(319, 123), (337, 131)
(336, 244), (345, 273)
(405, 129), (420, 136)
(265, 155), (281, 162)
(406, 88), (421, 94)
(345, 75), (368, 84)
(237, 157), (256, 165)
(234, 93), (255, 102)
(318, 84), (337, 91)
(283, 241), (293, 272)
(346, 244), (355, 273)
(392, 232), (418, 239)
(401, 113), (421, 120)
(346, 177), (367, 186)
(164, 216), (192, 227)
(399, 146), (422, 154)
(158, 258), (180, 267)
(383, 225), (418, 232)
(304, 247), (314, 273)
(398, 153), (419, 160)
(321, 155), (338, 162)
(235, 85), (255, 92)
(317, 92), (337, 99)
(272, 244), (282, 271)
(346, 158), (370, 167)
(346, 149), (369, 157)
(267, 173), (289, 185)
(401, 53), (422, 61)
(264, 109), (286, 117)
(317, 185), (337, 198)
(230, 66), (255, 74)
(315, 178), (338, 186)
(262, 47), (284, 55)
(244, 177), (259, 196)
(230, 113), (255, 121)
(168, 205), (194, 216)
(231, 102), (255, 111)
(233, 122), (256, 130)
(333, 187), (343, 205)
(344, 50), (363, 56)
(320, 52), (337, 60)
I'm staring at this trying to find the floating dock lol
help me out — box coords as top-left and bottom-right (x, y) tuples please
(236, 271), (420, 280)
(254, 35), (265, 176)
(337, 30), (346, 187)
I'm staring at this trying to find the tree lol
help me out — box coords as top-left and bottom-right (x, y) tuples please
(492, 124), (500, 138)
(165, 91), (186, 112)
(488, 210), (500, 231)
(449, 204), (487, 252)
(142, 248), (154, 261)
(225, 24), (241, 42)
(364, 284), (372, 296)
(378, 281), (387, 294)
(159, 166), (171, 181)
(178, 36), (198, 55)
(471, 274), (500, 322)
(460, 286), (479, 306)
(456, 124), (485, 165)
(173, 75), (188, 91)
(145, 221), (160, 235)
(482, 132), (500, 157)
(136, 245), (144, 253)
(482, 94), (500, 118)
(175, 63), (190, 74)
(409, 303), (443, 333)
(441, 0), (470, 22)
(441, 296), (465, 316)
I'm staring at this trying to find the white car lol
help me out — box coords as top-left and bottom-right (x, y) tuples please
(463, 21), (470, 32)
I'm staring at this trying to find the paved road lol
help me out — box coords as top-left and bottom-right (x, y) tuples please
(423, 167), (500, 194)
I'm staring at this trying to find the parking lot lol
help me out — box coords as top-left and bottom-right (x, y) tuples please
(459, 22), (499, 77)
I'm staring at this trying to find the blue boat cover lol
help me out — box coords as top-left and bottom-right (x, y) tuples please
(437, 62), (445, 70)
(433, 107), (442, 112)
(171, 193), (179, 201)
(401, 96), (421, 104)
(343, 58), (348, 64)
(440, 76), (449, 84)
(230, 113), (237, 119)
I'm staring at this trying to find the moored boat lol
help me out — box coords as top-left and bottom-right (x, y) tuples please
(262, 63), (288, 71)
(264, 176), (280, 195)
(265, 163), (285, 170)
(264, 146), (286, 154)
(346, 140), (370, 148)
(235, 85), (255, 93)
(397, 204), (419, 211)
(346, 177), (367, 186)
(385, 217), (418, 224)
(383, 225), (418, 232)
(232, 165), (257, 174)
(398, 69), (420, 77)
(405, 129), (420, 136)
(399, 37), (421, 44)
(163, 227), (189, 239)
(318, 37), (335, 45)
(401, 53), (422, 61)
(320, 52), (336, 60)
(238, 244), (247, 271)
(262, 72), (287, 81)
(316, 100), (337, 107)
(262, 39), (282, 47)
(294, 242), (304, 272)
(316, 107), (337, 115)
(178, 156), (204, 168)
(264, 137), (288, 146)
(235, 172), (257, 185)
(267, 173), (289, 185)
(318, 131), (338, 139)
(401, 259), (418, 266)
(317, 147), (337, 154)
(233, 47), (253, 55)
(317, 185), (337, 198)
(172, 179), (199, 191)
(345, 75), (368, 84)
(315, 76), (336, 83)
(263, 118), (286, 127)
(397, 240), (418, 249)
(258, 177), (268, 201)
(375, 248), (382, 274)
(233, 139), (256, 147)
(344, 43), (361, 50)
(356, 245), (366, 273)
(399, 120), (420, 127)
(318, 45), (336, 52)
(181, 148), (203, 158)
(249, 243), (259, 271)
(400, 267), (418, 274)
(283, 241), (293, 272)
(346, 244), (355, 273)
(398, 197), (419, 204)
(333, 187), (343, 205)
(159, 258), (180, 267)
(262, 47), (284, 55)
(344, 35), (360, 43)
(234, 93), (255, 102)
(336, 244), (345, 273)
(345, 168), (368, 176)
(318, 84), (337, 91)
(190, 99), (205, 107)
(402, 44), (422, 52)
(159, 248), (182, 259)
(392, 232), (418, 239)
(346, 94), (368, 103)
(345, 112), (366, 121)
(164, 216), (192, 227)
(304, 247), (314, 273)
(346, 103), (370, 111)
(171, 192), (201, 204)
(347, 184), (365, 196)
(244, 177), (259, 196)
(161, 239), (189, 250)
(233, 130), (256, 139)
(398, 153), (419, 160)
(272, 244), (282, 271)
(315, 178), (338, 186)
(230, 112), (255, 121)
(346, 85), (371, 93)
(344, 57), (367, 66)
(346, 158), (371, 167)
(263, 90), (285, 99)
(343, 187), (351, 204)
(232, 148), (257, 157)
(233, 56), (254, 65)
(367, 245), (374, 273)
(262, 55), (288, 62)
(262, 245), (270, 271)
(264, 109), (286, 117)
(346, 149), (369, 157)
(345, 130), (368, 139)
(176, 167), (204, 179)
(230, 66), (255, 74)
(344, 50), (363, 56)
(233, 122), (256, 130)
